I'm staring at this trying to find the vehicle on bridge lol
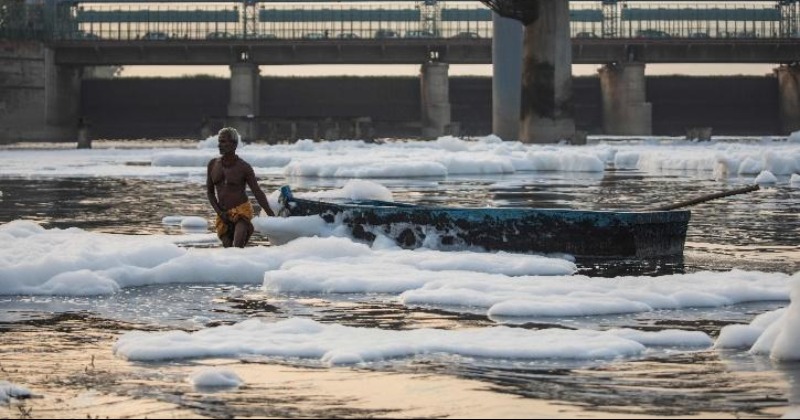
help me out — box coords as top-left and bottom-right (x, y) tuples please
(730, 31), (757, 38)
(337, 32), (360, 40)
(374, 29), (399, 39)
(404, 30), (436, 39)
(636, 29), (671, 39)
(575, 31), (599, 39)
(688, 32), (710, 39)
(70, 31), (101, 40)
(302, 32), (327, 40)
(141, 31), (169, 41)
(452, 31), (480, 39)
(206, 31), (234, 40)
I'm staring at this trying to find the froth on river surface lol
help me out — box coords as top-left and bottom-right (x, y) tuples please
(0, 136), (799, 418)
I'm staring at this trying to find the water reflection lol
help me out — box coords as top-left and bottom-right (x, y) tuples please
(490, 301), (786, 332)
(1, 167), (798, 273)
(0, 144), (798, 417)
(0, 284), (272, 328)
(718, 350), (800, 413)
(576, 256), (686, 277)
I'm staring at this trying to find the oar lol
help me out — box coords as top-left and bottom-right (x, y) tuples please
(645, 184), (761, 211)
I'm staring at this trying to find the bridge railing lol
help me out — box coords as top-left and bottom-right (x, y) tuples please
(1, 1), (798, 42)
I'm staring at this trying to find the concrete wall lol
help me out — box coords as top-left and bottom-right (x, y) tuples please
(519, 1), (575, 143)
(227, 62), (260, 142)
(599, 63), (652, 136)
(0, 42), (81, 144)
(776, 65), (800, 134)
(420, 62), (452, 139)
(492, 14), (523, 141)
(647, 76), (779, 136)
(78, 75), (779, 141)
(0, 42), (48, 143)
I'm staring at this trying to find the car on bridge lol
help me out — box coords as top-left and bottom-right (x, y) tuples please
(635, 29), (671, 39)
(688, 32), (710, 39)
(206, 31), (234, 40)
(302, 32), (327, 40)
(451, 31), (480, 39)
(141, 31), (169, 41)
(575, 31), (599, 39)
(337, 32), (360, 39)
(70, 31), (101, 40)
(404, 30), (436, 39)
(374, 29), (399, 39)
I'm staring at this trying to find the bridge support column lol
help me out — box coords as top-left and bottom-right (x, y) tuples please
(598, 62), (652, 136)
(492, 13), (523, 141)
(776, 64), (800, 134)
(228, 62), (260, 142)
(44, 48), (82, 141)
(420, 61), (451, 139)
(520, 1), (576, 144)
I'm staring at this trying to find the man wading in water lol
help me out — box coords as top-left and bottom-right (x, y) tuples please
(207, 127), (274, 247)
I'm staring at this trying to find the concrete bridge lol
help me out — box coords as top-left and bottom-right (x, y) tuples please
(48, 37), (800, 66)
(1, 0), (799, 143)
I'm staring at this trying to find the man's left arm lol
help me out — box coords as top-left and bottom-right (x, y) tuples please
(245, 164), (275, 217)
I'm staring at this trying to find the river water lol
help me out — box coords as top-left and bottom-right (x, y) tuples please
(0, 139), (799, 417)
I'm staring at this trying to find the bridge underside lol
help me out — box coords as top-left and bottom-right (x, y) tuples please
(51, 40), (800, 66)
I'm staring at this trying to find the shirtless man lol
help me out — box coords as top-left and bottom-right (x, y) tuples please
(207, 127), (274, 248)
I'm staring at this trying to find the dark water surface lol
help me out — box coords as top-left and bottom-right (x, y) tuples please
(1, 162), (799, 417)
(1, 169), (797, 271)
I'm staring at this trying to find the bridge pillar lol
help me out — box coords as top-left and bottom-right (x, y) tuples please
(598, 62), (652, 136)
(228, 62), (260, 142)
(776, 64), (800, 134)
(45, 48), (82, 138)
(520, 1), (576, 144)
(420, 61), (451, 139)
(492, 13), (523, 141)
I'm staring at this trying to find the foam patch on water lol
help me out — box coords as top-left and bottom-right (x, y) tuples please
(0, 381), (32, 403)
(189, 368), (244, 389)
(113, 318), (712, 364)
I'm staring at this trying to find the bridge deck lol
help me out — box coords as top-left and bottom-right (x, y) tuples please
(51, 38), (800, 65)
(2, 1), (797, 65)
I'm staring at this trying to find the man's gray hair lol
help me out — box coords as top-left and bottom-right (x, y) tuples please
(218, 127), (241, 143)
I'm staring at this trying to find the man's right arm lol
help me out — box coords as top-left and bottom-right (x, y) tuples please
(206, 159), (225, 217)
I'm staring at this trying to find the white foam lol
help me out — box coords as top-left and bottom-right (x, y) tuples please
(189, 368), (244, 389)
(180, 216), (209, 229)
(1, 138), (799, 180)
(716, 276), (800, 361)
(755, 170), (778, 185)
(0, 381), (32, 403)
(113, 318), (711, 364)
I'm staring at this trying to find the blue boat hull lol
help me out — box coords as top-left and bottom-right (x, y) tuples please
(278, 187), (690, 259)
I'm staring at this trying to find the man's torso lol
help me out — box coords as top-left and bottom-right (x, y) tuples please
(210, 157), (251, 210)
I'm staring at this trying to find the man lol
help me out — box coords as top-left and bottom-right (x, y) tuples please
(207, 127), (274, 248)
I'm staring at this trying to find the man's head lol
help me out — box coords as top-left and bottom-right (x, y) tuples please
(218, 127), (239, 156)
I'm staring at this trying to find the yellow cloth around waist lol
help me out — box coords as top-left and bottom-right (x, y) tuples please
(215, 201), (255, 238)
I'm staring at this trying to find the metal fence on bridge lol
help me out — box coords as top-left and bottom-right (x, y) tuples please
(1, 1), (798, 42)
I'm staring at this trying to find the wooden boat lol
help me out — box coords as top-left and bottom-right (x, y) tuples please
(276, 186), (691, 259)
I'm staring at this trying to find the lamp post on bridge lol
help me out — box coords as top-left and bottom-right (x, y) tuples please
(242, 0), (258, 39)
(602, 0), (620, 38)
(777, 0), (799, 38)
